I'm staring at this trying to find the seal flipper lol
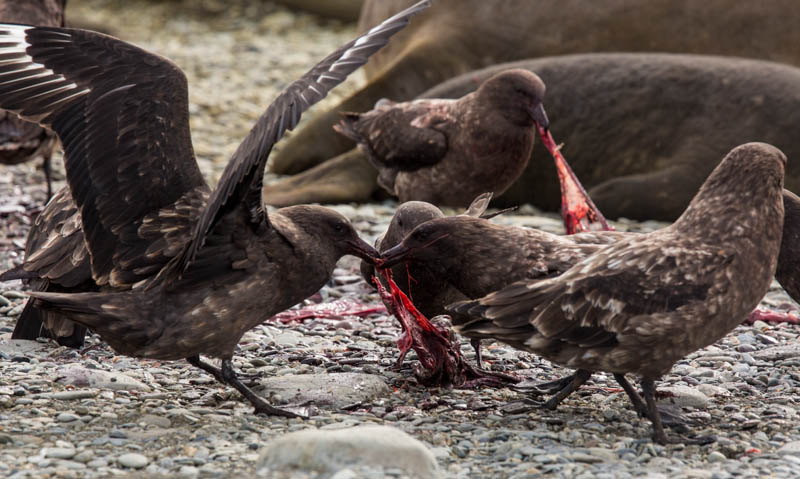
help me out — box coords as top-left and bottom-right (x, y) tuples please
(263, 149), (379, 206)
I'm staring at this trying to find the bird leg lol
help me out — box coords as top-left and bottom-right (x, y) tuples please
(542, 369), (592, 410)
(641, 378), (672, 445)
(615, 373), (695, 430)
(744, 308), (800, 325)
(220, 360), (300, 418)
(187, 356), (299, 417)
(640, 378), (715, 445)
(187, 355), (226, 384)
(536, 125), (612, 234)
(471, 339), (483, 369)
(614, 373), (648, 416)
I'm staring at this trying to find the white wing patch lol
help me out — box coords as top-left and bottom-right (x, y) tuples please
(0, 25), (90, 121)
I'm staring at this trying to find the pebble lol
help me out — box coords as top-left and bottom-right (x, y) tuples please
(48, 390), (97, 400)
(707, 451), (727, 463)
(117, 453), (150, 469)
(178, 465), (200, 477)
(43, 447), (77, 459)
(778, 442), (800, 457)
(56, 413), (80, 423)
(55, 366), (152, 392)
(255, 372), (390, 408)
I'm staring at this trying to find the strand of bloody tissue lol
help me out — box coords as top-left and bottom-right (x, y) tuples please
(270, 298), (387, 323)
(374, 268), (449, 341)
(536, 124), (613, 233)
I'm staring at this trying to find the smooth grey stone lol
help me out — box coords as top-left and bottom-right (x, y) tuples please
(256, 425), (440, 479)
(55, 366), (151, 392)
(255, 373), (390, 409)
(117, 452), (149, 469)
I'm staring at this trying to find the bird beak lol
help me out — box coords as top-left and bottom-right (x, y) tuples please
(527, 103), (549, 130)
(378, 242), (410, 269)
(347, 238), (381, 264)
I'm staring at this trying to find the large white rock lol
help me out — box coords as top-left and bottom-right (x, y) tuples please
(256, 425), (440, 479)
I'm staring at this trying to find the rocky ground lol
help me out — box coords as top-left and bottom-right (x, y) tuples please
(3, 1), (800, 478)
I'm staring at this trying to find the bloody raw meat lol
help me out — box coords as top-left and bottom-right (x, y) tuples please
(374, 268), (518, 388)
(536, 124), (612, 234)
(270, 298), (386, 323)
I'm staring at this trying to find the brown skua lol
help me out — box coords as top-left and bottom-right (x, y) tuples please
(0, 0), (430, 415)
(450, 143), (786, 443)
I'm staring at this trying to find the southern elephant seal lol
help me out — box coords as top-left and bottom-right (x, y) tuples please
(269, 0), (800, 176)
(270, 0), (364, 21)
(264, 53), (800, 222)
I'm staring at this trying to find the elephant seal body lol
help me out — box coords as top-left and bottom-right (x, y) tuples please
(264, 53), (800, 221)
(270, 0), (800, 174)
(271, 0), (364, 21)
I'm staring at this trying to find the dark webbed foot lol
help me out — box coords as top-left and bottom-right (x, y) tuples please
(504, 371), (590, 411)
(542, 369), (592, 410)
(187, 356), (301, 418)
(514, 373), (578, 395)
(614, 373), (694, 431)
(641, 379), (715, 445)
(221, 360), (302, 418)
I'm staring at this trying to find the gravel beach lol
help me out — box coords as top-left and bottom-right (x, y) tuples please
(3, 1), (800, 478)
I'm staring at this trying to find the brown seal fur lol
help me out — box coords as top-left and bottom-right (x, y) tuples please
(270, 0), (800, 176)
(264, 53), (800, 222)
(270, 0), (364, 21)
(777, 191), (800, 302)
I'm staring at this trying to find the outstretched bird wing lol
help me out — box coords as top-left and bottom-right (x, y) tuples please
(173, 0), (431, 277)
(0, 25), (206, 287)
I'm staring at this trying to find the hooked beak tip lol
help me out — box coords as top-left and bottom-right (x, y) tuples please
(528, 103), (549, 130)
(348, 239), (380, 264)
(378, 243), (409, 269)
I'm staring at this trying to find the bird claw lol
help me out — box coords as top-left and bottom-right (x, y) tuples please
(252, 400), (308, 418)
(498, 398), (542, 414)
(653, 431), (716, 446)
(512, 374), (576, 395)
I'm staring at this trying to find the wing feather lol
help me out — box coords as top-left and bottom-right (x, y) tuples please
(174, 0), (431, 275)
(0, 24), (205, 286)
